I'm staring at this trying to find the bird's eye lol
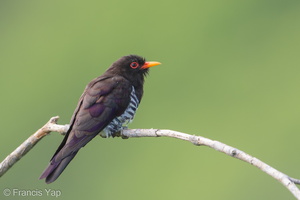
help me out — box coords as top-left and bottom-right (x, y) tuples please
(130, 62), (139, 69)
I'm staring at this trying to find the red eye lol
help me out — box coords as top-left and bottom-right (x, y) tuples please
(130, 62), (139, 69)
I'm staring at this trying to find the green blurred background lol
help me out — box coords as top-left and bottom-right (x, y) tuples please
(1, 0), (300, 199)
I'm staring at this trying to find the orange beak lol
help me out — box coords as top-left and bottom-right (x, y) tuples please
(141, 61), (161, 69)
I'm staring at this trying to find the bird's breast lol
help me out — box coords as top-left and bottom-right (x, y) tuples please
(103, 86), (139, 137)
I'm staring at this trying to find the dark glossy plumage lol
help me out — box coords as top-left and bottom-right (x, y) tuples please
(40, 55), (160, 183)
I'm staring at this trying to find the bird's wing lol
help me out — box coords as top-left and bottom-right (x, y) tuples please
(52, 75), (132, 162)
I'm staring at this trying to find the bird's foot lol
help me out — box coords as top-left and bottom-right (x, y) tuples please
(110, 127), (129, 139)
(120, 127), (129, 139)
(111, 131), (121, 138)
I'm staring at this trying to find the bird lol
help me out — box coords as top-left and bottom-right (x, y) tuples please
(39, 55), (161, 183)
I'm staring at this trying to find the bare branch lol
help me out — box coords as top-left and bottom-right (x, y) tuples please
(0, 116), (69, 177)
(1, 117), (300, 199)
(121, 129), (300, 200)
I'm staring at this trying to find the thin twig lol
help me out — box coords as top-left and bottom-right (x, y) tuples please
(0, 117), (300, 199)
(0, 116), (69, 177)
(120, 129), (300, 200)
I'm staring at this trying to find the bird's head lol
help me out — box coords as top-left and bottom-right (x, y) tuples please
(107, 55), (161, 85)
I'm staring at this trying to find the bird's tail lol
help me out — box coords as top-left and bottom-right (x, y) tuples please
(39, 151), (78, 184)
